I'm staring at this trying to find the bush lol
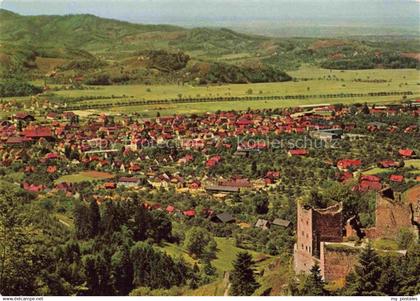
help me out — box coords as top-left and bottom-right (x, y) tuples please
(396, 228), (415, 249)
(184, 227), (217, 259)
(59, 59), (107, 71)
(0, 80), (43, 97)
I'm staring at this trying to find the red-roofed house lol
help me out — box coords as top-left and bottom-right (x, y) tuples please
(5, 136), (28, 145)
(288, 149), (308, 156)
(236, 119), (252, 126)
(46, 112), (59, 120)
(23, 182), (44, 192)
(104, 182), (116, 189)
(206, 155), (221, 168)
(378, 160), (399, 168)
(358, 180), (382, 192)
(14, 112), (35, 122)
(266, 171), (281, 179)
(399, 149), (415, 158)
(339, 172), (353, 182)
(189, 180), (201, 189)
(337, 159), (362, 171)
(183, 209), (196, 218)
(23, 126), (53, 139)
(389, 175), (404, 183)
(360, 175), (381, 182)
(47, 166), (57, 173)
(45, 153), (59, 160)
(166, 205), (176, 214)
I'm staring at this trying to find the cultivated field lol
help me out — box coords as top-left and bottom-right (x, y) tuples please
(2, 67), (419, 118)
(53, 67), (420, 116)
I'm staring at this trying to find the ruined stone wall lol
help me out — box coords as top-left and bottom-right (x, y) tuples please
(313, 204), (343, 256)
(375, 194), (413, 238)
(294, 245), (318, 275)
(319, 242), (359, 282)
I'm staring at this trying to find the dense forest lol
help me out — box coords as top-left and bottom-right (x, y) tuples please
(0, 183), (200, 295)
(321, 53), (419, 70)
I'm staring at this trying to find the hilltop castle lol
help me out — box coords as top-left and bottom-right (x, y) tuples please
(294, 185), (419, 282)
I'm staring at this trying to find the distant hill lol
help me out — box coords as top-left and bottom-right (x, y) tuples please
(0, 9), (418, 85)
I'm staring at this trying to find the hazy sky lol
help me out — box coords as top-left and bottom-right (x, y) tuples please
(1, 0), (419, 27)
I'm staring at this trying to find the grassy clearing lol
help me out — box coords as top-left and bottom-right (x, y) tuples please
(288, 66), (420, 82)
(372, 238), (399, 251)
(54, 171), (114, 184)
(212, 237), (273, 275)
(363, 160), (420, 176)
(187, 279), (226, 296)
(170, 236), (279, 296)
(363, 167), (389, 175)
(255, 258), (292, 296)
(161, 237), (272, 276)
(405, 159), (420, 169)
(161, 242), (197, 266)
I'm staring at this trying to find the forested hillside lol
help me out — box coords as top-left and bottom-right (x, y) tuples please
(0, 9), (418, 87)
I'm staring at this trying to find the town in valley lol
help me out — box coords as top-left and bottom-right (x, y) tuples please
(0, 0), (419, 297)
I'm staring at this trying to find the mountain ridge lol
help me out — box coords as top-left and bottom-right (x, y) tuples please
(0, 9), (418, 85)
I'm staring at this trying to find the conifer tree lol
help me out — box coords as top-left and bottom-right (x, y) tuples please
(133, 204), (150, 241)
(398, 247), (420, 296)
(377, 257), (398, 296)
(111, 245), (134, 295)
(95, 253), (112, 295)
(352, 242), (383, 296)
(301, 263), (327, 296)
(101, 201), (124, 235)
(74, 201), (90, 239)
(88, 200), (100, 238)
(229, 252), (260, 296)
(83, 255), (99, 295)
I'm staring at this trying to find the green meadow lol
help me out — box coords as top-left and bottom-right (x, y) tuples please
(52, 67), (420, 116)
(53, 67), (419, 101)
(2, 67), (419, 118)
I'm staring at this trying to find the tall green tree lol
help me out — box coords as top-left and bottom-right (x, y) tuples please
(74, 201), (91, 239)
(111, 244), (134, 295)
(398, 247), (420, 296)
(101, 201), (124, 235)
(95, 253), (112, 296)
(229, 252), (260, 296)
(348, 242), (383, 296)
(133, 204), (150, 241)
(184, 227), (216, 259)
(130, 242), (189, 290)
(88, 200), (101, 238)
(148, 210), (172, 243)
(83, 255), (99, 295)
(254, 194), (269, 214)
(377, 257), (399, 296)
(300, 263), (327, 296)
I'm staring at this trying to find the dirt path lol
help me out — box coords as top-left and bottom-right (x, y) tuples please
(59, 219), (70, 227)
(223, 271), (231, 296)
